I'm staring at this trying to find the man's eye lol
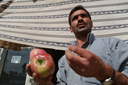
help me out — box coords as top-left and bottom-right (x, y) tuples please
(81, 14), (87, 18)
(72, 16), (78, 21)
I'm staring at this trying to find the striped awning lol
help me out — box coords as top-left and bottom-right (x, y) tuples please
(0, 0), (128, 50)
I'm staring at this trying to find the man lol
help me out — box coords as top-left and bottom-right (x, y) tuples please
(26, 5), (128, 85)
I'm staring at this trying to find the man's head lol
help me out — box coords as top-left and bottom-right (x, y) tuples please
(68, 5), (93, 38)
(68, 5), (91, 26)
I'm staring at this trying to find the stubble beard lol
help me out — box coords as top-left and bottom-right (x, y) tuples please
(72, 25), (92, 39)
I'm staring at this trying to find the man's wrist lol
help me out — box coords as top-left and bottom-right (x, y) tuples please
(96, 64), (113, 82)
(101, 69), (115, 85)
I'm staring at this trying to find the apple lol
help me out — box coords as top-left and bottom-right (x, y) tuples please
(30, 48), (47, 61)
(30, 49), (55, 78)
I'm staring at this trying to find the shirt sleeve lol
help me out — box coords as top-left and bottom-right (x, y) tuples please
(109, 37), (128, 77)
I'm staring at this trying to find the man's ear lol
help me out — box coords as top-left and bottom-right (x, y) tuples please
(69, 26), (73, 33)
(91, 21), (93, 27)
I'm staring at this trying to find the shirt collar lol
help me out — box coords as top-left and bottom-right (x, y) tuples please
(71, 33), (95, 48)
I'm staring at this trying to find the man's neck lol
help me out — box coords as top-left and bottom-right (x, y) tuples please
(76, 36), (87, 47)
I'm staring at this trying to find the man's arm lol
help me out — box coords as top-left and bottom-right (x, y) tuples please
(112, 70), (128, 85)
(100, 68), (128, 85)
(65, 45), (128, 85)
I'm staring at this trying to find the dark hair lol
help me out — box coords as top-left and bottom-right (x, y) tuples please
(68, 5), (91, 26)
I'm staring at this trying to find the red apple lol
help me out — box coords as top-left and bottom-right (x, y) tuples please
(30, 49), (47, 61)
(30, 49), (55, 78)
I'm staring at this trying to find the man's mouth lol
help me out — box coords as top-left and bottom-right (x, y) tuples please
(77, 22), (86, 28)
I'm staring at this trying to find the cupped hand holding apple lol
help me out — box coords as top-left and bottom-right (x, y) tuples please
(30, 49), (55, 79)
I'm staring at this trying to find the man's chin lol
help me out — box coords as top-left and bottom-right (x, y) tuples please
(78, 27), (87, 32)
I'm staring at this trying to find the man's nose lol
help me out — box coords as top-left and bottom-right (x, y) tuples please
(78, 16), (83, 21)
(78, 16), (83, 23)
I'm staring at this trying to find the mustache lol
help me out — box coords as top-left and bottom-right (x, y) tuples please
(76, 21), (87, 27)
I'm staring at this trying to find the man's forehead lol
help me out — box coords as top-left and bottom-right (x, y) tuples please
(71, 10), (87, 17)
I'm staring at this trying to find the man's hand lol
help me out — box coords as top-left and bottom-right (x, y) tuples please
(65, 45), (112, 81)
(26, 64), (54, 85)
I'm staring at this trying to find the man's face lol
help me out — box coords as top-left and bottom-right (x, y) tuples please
(70, 9), (93, 37)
